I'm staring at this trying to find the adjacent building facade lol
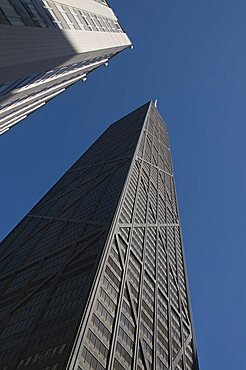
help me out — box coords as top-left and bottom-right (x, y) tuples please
(0, 102), (199, 370)
(0, 0), (131, 135)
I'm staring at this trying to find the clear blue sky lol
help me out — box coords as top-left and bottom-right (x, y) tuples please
(0, 1), (245, 369)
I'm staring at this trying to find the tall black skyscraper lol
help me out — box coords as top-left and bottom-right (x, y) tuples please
(0, 102), (199, 370)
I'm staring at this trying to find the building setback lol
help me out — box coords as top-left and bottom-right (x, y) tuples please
(0, 102), (199, 370)
(0, 0), (131, 135)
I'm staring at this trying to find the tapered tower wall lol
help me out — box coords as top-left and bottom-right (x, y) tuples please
(0, 102), (199, 370)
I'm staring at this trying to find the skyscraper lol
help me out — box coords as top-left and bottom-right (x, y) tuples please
(0, 0), (131, 135)
(0, 102), (199, 370)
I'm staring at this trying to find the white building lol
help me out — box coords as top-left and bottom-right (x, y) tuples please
(0, 0), (131, 135)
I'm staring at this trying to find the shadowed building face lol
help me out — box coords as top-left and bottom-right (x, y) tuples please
(0, 102), (199, 370)
(0, 0), (131, 135)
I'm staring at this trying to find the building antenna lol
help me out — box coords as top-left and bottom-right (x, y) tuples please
(154, 99), (158, 108)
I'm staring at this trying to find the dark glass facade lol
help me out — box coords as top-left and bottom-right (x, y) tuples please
(0, 102), (199, 370)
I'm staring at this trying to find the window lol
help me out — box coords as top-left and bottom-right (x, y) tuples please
(90, 14), (101, 31)
(81, 347), (105, 370)
(91, 313), (111, 342)
(0, 7), (10, 24)
(118, 327), (134, 349)
(55, 4), (75, 29)
(42, 0), (63, 29)
(0, 80), (21, 95)
(20, 0), (48, 27)
(87, 329), (108, 359)
(0, 0), (25, 26)
(17, 344), (66, 368)
(87, 13), (98, 31)
(96, 300), (114, 326)
(80, 11), (92, 30)
(116, 342), (132, 366)
(70, 8), (85, 30)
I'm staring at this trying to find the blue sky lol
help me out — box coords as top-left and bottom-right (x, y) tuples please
(1, 1), (246, 369)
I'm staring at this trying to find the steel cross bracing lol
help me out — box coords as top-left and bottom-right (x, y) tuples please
(69, 103), (199, 370)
